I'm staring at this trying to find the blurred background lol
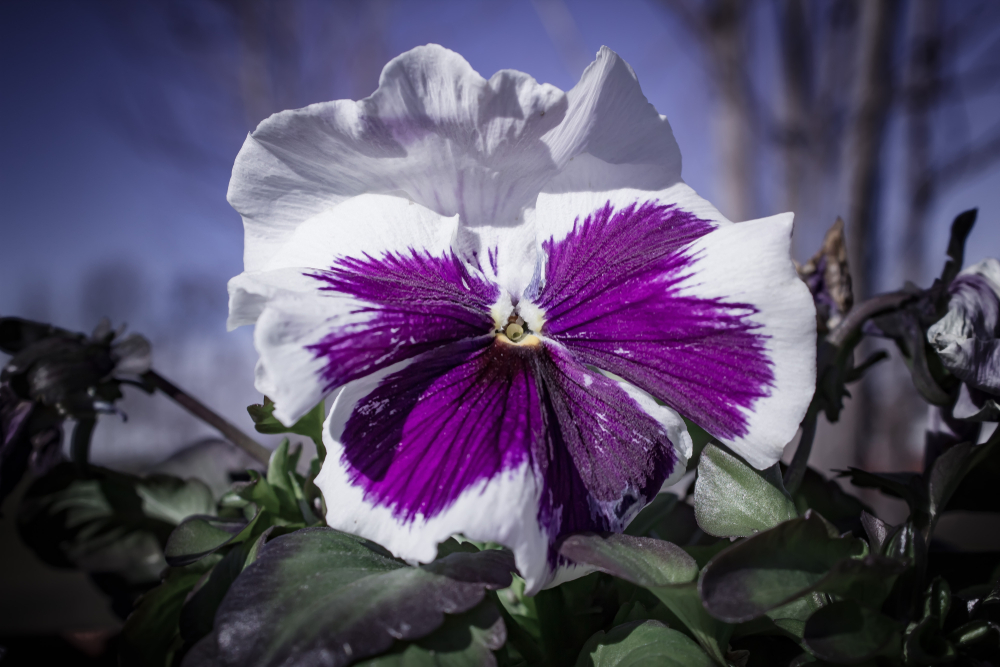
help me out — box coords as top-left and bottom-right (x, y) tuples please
(2, 0), (999, 654)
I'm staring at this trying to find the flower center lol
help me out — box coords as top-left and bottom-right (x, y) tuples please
(496, 311), (540, 346)
(490, 297), (546, 346)
(505, 314), (527, 342)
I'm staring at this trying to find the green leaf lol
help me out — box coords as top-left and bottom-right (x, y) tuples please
(177, 543), (254, 648)
(559, 533), (698, 587)
(883, 521), (917, 562)
(186, 527), (514, 667)
(248, 397), (326, 460)
(533, 573), (619, 666)
(949, 619), (1000, 651)
(836, 468), (926, 513)
(135, 474), (216, 524)
(17, 463), (210, 584)
(495, 585), (545, 664)
(164, 514), (255, 567)
(766, 594), (825, 640)
(803, 600), (900, 664)
(265, 439), (320, 524)
(647, 583), (732, 666)
(921, 577), (951, 626)
(929, 438), (998, 518)
(698, 512), (870, 623)
(904, 615), (956, 664)
(266, 438), (299, 497)
(120, 557), (220, 667)
(356, 598), (507, 667)
(623, 493), (678, 538)
(240, 471), (282, 515)
(791, 467), (871, 535)
(860, 512), (890, 554)
(694, 444), (798, 538)
(575, 620), (716, 667)
(817, 555), (907, 609)
(629, 496), (700, 545)
(265, 439), (307, 519)
(940, 437), (1000, 512)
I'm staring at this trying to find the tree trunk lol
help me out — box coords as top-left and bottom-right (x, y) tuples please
(903, 0), (942, 285)
(843, 0), (901, 466)
(777, 0), (813, 255)
(707, 0), (757, 222)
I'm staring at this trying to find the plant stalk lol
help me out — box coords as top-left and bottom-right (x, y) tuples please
(143, 369), (271, 465)
(70, 417), (95, 469)
(828, 290), (914, 348)
(783, 407), (818, 495)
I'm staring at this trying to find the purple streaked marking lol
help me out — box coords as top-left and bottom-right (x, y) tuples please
(341, 337), (540, 521)
(537, 201), (773, 440)
(305, 250), (498, 392)
(533, 342), (677, 564)
(339, 338), (678, 556)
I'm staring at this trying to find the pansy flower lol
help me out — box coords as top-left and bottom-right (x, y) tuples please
(227, 45), (816, 591)
(928, 258), (1000, 420)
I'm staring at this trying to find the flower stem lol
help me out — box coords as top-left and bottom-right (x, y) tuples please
(782, 406), (817, 495)
(70, 417), (95, 469)
(827, 290), (914, 347)
(142, 369), (271, 465)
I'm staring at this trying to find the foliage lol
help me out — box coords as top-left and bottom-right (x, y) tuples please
(7, 211), (1000, 666)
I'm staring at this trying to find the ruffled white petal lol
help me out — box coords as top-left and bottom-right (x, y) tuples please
(541, 47), (683, 194)
(230, 44), (690, 278)
(230, 45), (567, 272)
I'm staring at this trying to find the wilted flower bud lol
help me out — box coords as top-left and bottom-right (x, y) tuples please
(0, 317), (151, 416)
(927, 259), (1000, 419)
(797, 218), (853, 334)
(0, 317), (152, 502)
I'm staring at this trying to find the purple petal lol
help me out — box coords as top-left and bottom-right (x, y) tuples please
(533, 342), (679, 562)
(334, 336), (680, 564)
(536, 200), (773, 441)
(340, 337), (540, 521)
(305, 249), (499, 392)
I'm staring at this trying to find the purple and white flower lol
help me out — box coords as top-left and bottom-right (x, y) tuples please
(928, 258), (1000, 420)
(226, 45), (816, 591)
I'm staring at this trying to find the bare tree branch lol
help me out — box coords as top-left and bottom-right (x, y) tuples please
(659, 0), (760, 220)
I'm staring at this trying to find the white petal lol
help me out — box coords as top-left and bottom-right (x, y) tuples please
(229, 45), (567, 272)
(531, 182), (730, 252)
(541, 46), (683, 194)
(676, 215), (816, 468)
